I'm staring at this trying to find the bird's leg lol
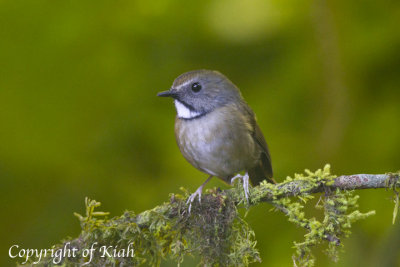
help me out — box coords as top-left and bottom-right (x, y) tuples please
(243, 173), (250, 200)
(230, 172), (250, 202)
(187, 175), (213, 213)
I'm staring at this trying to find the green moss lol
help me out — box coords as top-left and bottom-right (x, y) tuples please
(257, 165), (375, 267)
(386, 172), (400, 224)
(29, 191), (260, 266)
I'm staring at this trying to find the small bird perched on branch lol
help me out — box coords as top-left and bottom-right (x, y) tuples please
(158, 70), (274, 211)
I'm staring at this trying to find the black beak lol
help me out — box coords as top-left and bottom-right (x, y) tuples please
(157, 89), (178, 98)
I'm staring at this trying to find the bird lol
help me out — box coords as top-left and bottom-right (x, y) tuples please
(158, 70), (274, 211)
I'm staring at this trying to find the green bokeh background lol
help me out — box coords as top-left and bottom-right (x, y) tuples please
(1, 1), (399, 266)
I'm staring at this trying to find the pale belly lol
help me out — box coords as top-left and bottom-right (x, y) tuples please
(175, 110), (258, 180)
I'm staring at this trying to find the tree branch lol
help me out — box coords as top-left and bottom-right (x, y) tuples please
(255, 173), (396, 203)
(26, 166), (399, 267)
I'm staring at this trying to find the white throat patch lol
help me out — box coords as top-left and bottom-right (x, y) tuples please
(174, 100), (201, 119)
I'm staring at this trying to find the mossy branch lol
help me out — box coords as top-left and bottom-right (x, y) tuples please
(23, 165), (400, 267)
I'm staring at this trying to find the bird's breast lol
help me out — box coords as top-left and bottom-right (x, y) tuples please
(175, 105), (258, 180)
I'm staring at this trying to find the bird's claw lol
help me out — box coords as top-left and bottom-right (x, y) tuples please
(230, 174), (242, 184)
(186, 187), (203, 214)
(230, 173), (250, 202)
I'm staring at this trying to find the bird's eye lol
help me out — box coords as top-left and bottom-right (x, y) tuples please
(191, 82), (202, 93)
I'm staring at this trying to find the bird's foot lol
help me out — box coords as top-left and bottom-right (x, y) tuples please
(230, 174), (242, 184)
(186, 175), (213, 214)
(186, 186), (203, 214)
(230, 173), (250, 202)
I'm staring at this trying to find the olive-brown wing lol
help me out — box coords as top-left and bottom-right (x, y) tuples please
(248, 122), (274, 185)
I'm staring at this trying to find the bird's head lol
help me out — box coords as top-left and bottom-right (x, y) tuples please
(157, 70), (242, 119)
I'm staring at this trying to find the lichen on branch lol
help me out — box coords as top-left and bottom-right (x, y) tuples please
(25, 165), (399, 267)
(249, 165), (377, 266)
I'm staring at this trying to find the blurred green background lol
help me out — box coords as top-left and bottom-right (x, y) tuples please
(1, 0), (399, 266)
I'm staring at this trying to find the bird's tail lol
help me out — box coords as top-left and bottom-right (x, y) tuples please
(248, 154), (275, 185)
